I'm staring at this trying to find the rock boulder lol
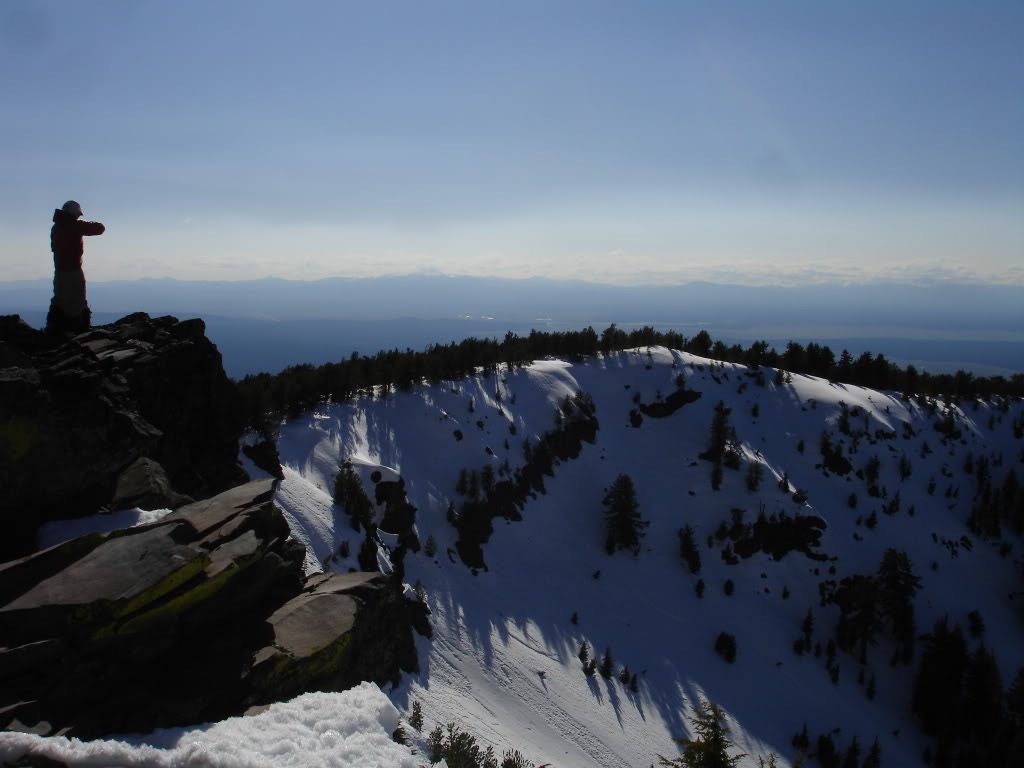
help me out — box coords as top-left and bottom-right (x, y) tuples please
(0, 313), (247, 561)
(0, 480), (420, 737)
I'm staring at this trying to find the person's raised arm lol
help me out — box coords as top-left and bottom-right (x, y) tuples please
(76, 220), (105, 236)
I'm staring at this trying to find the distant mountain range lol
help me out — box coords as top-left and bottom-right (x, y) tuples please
(3, 275), (1022, 378)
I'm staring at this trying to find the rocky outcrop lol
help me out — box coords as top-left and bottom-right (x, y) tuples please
(246, 571), (419, 708)
(242, 438), (285, 480)
(107, 314), (247, 499)
(0, 313), (424, 737)
(0, 480), (421, 738)
(111, 456), (193, 510)
(0, 313), (248, 561)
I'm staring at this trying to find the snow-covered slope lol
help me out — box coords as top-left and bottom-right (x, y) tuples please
(0, 683), (422, 767)
(270, 348), (1024, 767)
(6, 347), (1022, 767)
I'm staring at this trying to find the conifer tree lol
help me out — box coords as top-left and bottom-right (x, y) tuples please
(701, 401), (737, 466)
(862, 738), (881, 768)
(480, 464), (496, 497)
(912, 617), (968, 738)
(334, 461), (374, 531)
(877, 548), (921, 663)
(840, 736), (860, 768)
(801, 608), (814, 649)
(578, 640), (590, 666)
(599, 647), (614, 679)
(815, 734), (837, 768)
(792, 723), (809, 752)
(427, 722), (497, 768)
(1008, 666), (1024, 720)
(837, 349), (854, 381)
(408, 700), (424, 732)
(711, 462), (724, 491)
(501, 748), (533, 768)
(603, 474), (649, 555)
(678, 525), (702, 574)
(961, 644), (1004, 744)
(357, 535), (379, 571)
(658, 699), (745, 767)
(714, 632), (737, 663)
(745, 461), (763, 492)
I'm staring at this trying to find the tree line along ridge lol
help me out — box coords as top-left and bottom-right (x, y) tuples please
(236, 325), (1024, 436)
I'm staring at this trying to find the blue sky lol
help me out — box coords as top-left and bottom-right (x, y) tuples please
(2, 0), (1022, 284)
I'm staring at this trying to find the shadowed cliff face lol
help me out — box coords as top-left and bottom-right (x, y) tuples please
(0, 313), (248, 561)
(0, 315), (425, 738)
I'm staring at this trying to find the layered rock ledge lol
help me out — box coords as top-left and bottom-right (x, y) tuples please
(0, 479), (419, 737)
(0, 314), (422, 739)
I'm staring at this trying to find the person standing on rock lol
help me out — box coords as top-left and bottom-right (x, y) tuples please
(47, 200), (105, 334)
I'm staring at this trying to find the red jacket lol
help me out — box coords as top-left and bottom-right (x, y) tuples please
(51, 209), (105, 272)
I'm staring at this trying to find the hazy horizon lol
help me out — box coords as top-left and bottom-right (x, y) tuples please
(4, 274), (1022, 378)
(2, 2), (1021, 286)
(3, 272), (1023, 330)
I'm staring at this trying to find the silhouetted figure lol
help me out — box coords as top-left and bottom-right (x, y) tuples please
(47, 200), (105, 334)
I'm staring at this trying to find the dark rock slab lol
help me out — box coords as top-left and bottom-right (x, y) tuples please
(164, 478), (275, 540)
(0, 479), (418, 739)
(0, 312), (424, 737)
(242, 438), (285, 480)
(267, 572), (375, 657)
(1, 520), (195, 619)
(111, 457), (193, 510)
(0, 533), (108, 609)
(246, 571), (418, 706)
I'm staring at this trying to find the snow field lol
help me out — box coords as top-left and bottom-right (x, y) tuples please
(0, 683), (424, 767)
(273, 348), (1023, 766)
